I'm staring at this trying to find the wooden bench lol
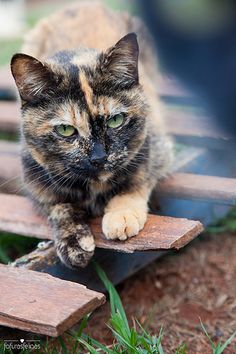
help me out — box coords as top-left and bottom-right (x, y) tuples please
(0, 65), (235, 337)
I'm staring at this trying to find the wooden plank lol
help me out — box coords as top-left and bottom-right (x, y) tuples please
(0, 101), (20, 132)
(0, 263), (105, 336)
(165, 109), (236, 149)
(165, 109), (231, 139)
(11, 241), (166, 292)
(0, 193), (203, 252)
(159, 173), (236, 205)
(0, 142), (21, 186)
(0, 66), (14, 92)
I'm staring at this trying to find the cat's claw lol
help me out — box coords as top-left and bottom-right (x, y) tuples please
(102, 208), (147, 241)
(56, 234), (95, 269)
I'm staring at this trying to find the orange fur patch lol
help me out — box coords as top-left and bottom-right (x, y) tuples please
(79, 71), (97, 116)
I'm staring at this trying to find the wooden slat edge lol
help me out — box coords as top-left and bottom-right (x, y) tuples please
(0, 193), (203, 252)
(159, 173), (236, 205)
(0, 263), (105, 336)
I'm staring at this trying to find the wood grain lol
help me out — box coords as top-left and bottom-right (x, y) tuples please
(0, 142), (21, 185)
(159, 173), (236, 205)
(0, 263), (105, 336)
(0, 66), (14, 92)
(0, 101), (20, 132)
(0, 193), (203, 252)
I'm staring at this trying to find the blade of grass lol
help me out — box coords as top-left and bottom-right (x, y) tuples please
(93, 262), (130, 335)
(200, 319), (216, 349)
(58, 336), (69, 354)
(77, 338), (100, 354)
(81, 334), (114, 354)
(215, 330), (236, 354)
(77, 314), (90, 338)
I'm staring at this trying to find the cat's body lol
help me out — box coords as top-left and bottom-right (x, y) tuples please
(11, 2), (172, 268)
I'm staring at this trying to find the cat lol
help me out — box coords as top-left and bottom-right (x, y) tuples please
(10, 1), (173, 268)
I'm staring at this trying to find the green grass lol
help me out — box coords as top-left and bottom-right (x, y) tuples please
(104, 0), (137, 14)
(0, 38), (22, 66)
(0, 0), (135, 67)
(207, 207), (236, 234)
(0, 232), (39, 264)
(0, 264), (235, 353)
(200, 320), (236, 354)
(0, 131), (18, 141)
(74, 263), (236, 354)
(0, 1), (74, 66)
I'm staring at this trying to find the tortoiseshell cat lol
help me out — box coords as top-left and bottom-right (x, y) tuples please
(11, 2), (173, 268)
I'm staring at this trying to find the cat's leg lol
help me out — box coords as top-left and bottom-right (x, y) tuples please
(102, 185), (150, 241)
(48, 203), (95, 268)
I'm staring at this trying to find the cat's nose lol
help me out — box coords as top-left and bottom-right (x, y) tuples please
(90, 142), (107, 166)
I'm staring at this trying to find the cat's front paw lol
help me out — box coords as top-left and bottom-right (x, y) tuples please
(102, 208), (147, 241)
(56, 233), (95, 269)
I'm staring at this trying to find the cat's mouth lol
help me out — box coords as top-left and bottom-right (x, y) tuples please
(67, 163), (114, 184)
(68, 163), (104, 179)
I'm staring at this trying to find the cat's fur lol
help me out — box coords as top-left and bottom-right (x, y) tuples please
(11, 1), (173, 268)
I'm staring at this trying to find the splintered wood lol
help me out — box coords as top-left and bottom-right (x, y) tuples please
(0, 264), (105, 336)
(0, 193), (203, 252)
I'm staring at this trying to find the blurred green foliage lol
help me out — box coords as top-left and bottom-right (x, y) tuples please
(0, 232), (39, 264)
(207, 207), (236, 234)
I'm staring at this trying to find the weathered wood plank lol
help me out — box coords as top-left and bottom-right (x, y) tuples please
(0, 142), (21, 186)
(0, 193), (203, 252)
(11, 241), (166, 292)
(165, 108), (231, 139)
(0, 263), (105, 336)
(0, 67), (14, 92)
(0, 101), (20, 132)
(159, 173), (236, 205)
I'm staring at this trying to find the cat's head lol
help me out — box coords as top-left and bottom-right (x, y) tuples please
(11, 33), (148, 183)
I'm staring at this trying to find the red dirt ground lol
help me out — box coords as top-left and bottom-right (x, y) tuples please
(85, 232), (236, 353)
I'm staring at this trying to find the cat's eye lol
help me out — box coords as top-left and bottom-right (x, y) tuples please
(107, 113), (124, 129)
(55, 125), (76, 137)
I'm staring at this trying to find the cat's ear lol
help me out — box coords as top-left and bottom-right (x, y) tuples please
(11, 53), (54, 102)
(102, 33), (139, 87)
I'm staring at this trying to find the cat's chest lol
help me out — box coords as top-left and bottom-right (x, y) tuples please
(70, 180), (115, 216)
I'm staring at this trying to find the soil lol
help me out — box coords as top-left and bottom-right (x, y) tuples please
(85, 232), (236, 353)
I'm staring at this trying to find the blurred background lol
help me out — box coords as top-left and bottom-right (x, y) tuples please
(138, 0), (236, 134)
(1, 0), (236, 132)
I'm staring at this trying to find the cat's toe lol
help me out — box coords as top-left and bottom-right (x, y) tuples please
(102, 208), (147, 241)
(56, 234), (95, 268)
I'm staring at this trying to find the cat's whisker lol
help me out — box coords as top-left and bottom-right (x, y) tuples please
(0, 175), (22, 190)
(13, 166), (67, 195)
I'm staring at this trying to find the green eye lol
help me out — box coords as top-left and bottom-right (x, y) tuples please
(107, 113), (124, 129)
(55, 125), (76, 137)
